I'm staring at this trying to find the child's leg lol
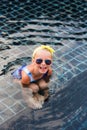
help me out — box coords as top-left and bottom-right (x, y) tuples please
(43, 88), (49, 100)
(29, 83), (39, 93)
(38, 79), (49, 100)
(22, 83), (43, 109)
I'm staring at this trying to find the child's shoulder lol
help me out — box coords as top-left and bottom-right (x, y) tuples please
(48, 67), (52, 76)
(21, 70), (30, 84)
(21, 65), (33, 84)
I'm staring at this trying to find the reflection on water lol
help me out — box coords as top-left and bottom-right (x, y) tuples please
(0, 0), (87, 46)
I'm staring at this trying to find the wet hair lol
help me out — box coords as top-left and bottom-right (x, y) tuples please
(32, 45), (55, 58)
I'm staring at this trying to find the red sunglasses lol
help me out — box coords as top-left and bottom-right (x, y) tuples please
(36, 59), (51, 65)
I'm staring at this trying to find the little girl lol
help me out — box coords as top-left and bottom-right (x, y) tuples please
(12, 45), (55, 109)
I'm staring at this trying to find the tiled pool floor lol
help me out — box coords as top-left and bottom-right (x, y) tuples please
(0, 42), (87, 129)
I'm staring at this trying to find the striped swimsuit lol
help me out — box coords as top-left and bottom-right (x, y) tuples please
(11, 65), (48, 83)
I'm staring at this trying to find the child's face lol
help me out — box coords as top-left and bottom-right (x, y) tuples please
(32, 50), (52, 74)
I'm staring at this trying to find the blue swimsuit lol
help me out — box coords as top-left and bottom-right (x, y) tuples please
(11, 65), (48, 83)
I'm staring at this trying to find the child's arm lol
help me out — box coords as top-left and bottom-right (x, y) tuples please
(21, 70), (30, 87)
(44, 68), (52, 83)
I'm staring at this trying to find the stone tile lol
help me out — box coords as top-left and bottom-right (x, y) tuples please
(69, 59), (80, 66)
(0, 103), (7, 113)
(64, 71), (74, 81)
(77, 63), (87, 72)
(62, 54), (73, 61)
(71, 68), (81, 75)
(55, 59), (63, 66)
(0, 78), (9, 89)
(0, 90), (8, 101)
(0, 109), (15, 121)
(83, 52), (87, 57)
(11, 102), (25, 113)
(69, 50), (80, 57)
(75, 48), (84, 55)
(76, 54), (87, 62)
(62, 41), (76, 48)
(64, 63), (72, 70)
(2, 97), (16, 107)
(54, 50), (63, 57)
(59, 46), (72, 54)
(4, 85), (20, 96)
(0, 117), (3, 125)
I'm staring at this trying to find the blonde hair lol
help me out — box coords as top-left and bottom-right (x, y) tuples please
(32, 45), (55, 58)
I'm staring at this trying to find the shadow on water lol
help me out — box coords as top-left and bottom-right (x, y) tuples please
(0, 44), (11, 51)
(0, 57), (31, 76)
(1, 70), (87, 130)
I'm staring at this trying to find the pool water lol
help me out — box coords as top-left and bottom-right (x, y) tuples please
(0, 0), (87, 129)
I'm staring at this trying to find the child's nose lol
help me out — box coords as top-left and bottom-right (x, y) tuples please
(42, 60), (46, 64)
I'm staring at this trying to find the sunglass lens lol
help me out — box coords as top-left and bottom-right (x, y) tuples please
(45, 60), (51, 65)
(36, 59), (42, 64)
